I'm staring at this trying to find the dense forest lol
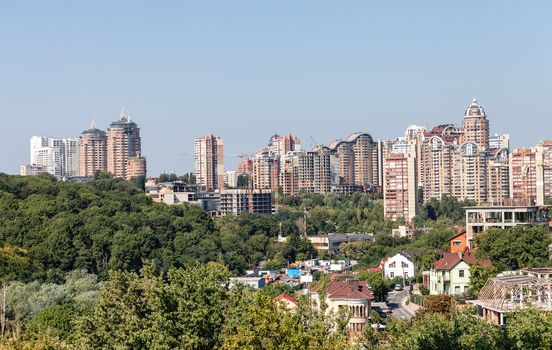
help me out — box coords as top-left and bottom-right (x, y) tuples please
(0, 173), (473, 282)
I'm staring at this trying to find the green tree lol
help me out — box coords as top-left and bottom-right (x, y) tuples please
(71, 261), (230, 350)
(475, 226), (552, 270)
(357, 272), (389, 302)
(507, 307), (552, 350)
(468, 264), (498, 296)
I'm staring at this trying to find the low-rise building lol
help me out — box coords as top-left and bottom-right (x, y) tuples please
(220, 189), (272, 215)
(428, 249), (492, 296)
(310, 280), (373, 334)
(470, 269), (552, 326)
(465, 205), (550, 248)
(305, 233), (374, 252)
(382, 252), (415, 280)
(273, 293), (298, 310)
(229, 276), (265, 289)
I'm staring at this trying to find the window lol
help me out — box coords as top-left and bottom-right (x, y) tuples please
(390, 272), (395, 278)
(402, 262), (409, 268)
(453, 241), (461, 246)
(455, 286), (460, 293)
(459, 270), (465, 278)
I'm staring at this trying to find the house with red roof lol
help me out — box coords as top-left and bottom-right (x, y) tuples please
(310, 280), (374, 333)
(273, 293), (298, 310)
(428, 249), (492, 296)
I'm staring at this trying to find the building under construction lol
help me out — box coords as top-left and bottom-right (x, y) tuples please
(470, 269), (552, 326)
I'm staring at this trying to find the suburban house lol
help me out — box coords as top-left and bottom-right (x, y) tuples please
(381, 252), (415, 281)
(449, 231), (468, 253)
(428, 249), (492, 296)
(273, 293), (298, 310)
(469, 269), (552, 326)
(310, 280), (374, 333)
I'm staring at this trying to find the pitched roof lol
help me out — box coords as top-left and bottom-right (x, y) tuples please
(274, 293), (298, 305)
(448, 232), (465, 241)
(314, 280), (374, 301)
(431, 249), (492, 271)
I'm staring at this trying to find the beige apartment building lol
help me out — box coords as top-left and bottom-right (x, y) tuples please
(107, 111), (142, 179)
(452, 142), (488, 202)
(383, 146), (418, 222)
(461, 98), (489, 149)
(194, 135), (224, 191)
(126, 155), (147, 179)
(486, 148), (510, 205)
(79, 121), (107, 177)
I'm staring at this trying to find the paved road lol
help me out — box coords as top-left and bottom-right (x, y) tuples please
(386, 289), (414, 321)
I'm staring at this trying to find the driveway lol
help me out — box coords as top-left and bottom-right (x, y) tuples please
(386, 289), (414, 321)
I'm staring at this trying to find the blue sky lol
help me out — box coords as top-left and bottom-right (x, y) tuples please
(1, 1), (551, 175)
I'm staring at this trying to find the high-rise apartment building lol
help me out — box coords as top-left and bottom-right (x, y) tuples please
(327, 132), (377, 189)
(107, 111), (142, 178)
(25, 136), (80, 178)
(63, 138), (80, 177)
(383, 146), (418, 222)
(268, 134), (301, 158)
(194, 134), (224, 191)
(280, 151), (301, 196)
(421, 129), (457, 202)
(486, 148), (510, 205)
(452, 142), (488, 202)
(251, 150), (279, 191)
(509, 148), (540, 205)
(489, 134), (510, 150)
(462, 98), (489, 149)
(79, 121), (108, 177)
(537, 140), (552, 200)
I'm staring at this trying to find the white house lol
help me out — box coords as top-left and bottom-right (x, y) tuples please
(382, 253), (414, 281)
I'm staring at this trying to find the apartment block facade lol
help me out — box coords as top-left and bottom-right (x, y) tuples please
(79, 122), (107, 177)
(107, 111), (143, 179)
(383, 146), (418, 222)
(194, 135), (224, 191)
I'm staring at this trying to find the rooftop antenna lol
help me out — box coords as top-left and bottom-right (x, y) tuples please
(120, 106), (127, 121)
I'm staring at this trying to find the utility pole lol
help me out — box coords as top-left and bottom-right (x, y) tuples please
(303, 208), (308, 236)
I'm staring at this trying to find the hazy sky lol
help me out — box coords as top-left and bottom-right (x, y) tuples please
(1, 1), (551, 175)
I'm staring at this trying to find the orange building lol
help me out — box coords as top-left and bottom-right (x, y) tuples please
(449, 232), (467, 253)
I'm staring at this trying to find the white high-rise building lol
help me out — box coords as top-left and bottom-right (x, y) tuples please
(62, 138), (80, 177)
(25, 136), (80, 178)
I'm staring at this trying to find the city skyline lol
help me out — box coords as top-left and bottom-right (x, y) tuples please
(2, 1), (552, 175)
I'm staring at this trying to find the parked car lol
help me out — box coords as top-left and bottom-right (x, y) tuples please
(394, 284), (403, 291)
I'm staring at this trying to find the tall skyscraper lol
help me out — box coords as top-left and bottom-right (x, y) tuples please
(327, 132), (376, 189)
(107, 110), (142, 178)
(420, 127), (457, 202)
(383, 145), (418, 222)
(452, 142), (488, 202)
(537, 140), (552, 201)
(194, 135), (224, 191)
(462, 98), (489, 150)
(251, 150), (279, 191)
(62, 138), (80, 177)
(509, 147), (540, 205)
(487, 148), (510, 205)
(79, 120), (108, 177)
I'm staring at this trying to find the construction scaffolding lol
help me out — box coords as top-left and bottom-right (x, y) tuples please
(478, 273), (552, 312)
